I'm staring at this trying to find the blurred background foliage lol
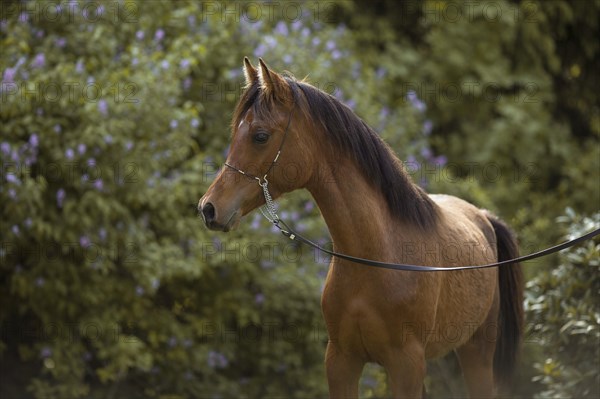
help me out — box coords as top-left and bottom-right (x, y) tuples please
(0, 0), (598, 398)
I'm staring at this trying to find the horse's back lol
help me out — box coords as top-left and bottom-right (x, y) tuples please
(430, 194), (497, 257)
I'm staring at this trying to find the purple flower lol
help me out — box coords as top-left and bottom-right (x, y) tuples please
(12, 225), (20, 235)
(433, 155), (448, 167)
(32, 53), (46, 69)
(304, 201), (314, 212)
(255, 293), (265, 304)
(19, 12), (29, 23)
(2, 67), (16, 84)
(35, 277), (45, 287)
(183, 77), (192, 91)
(136, 30), (144, 40)
(25, 218), (32, 228)
(97, 99), (108, 116)
(93, 179), (103, 191)
(40, 347), (52, 358)
(87, 158), (96, 167)
(54, 124), (62, 133)
(326, 40), (336, 51)
(125, 141), (133, 151)
(80, 235), (91, 247)
(6, 174), (20, 184)
(260, 260), (274, 269)
(65, 148), (74, 159)
(250, 215), (261, 230)
(376, 67), (386, 79)
(104, 134), (113, 144)
(407, 90), (426, 112)
(161, 60), (170, 70)
(1, 142), (10, 155)
(312, 37), (321, 46)
(75, 60), (84, 73)
(283, 54), (293, 63)
(170, 119), (178, 129)
(291, 20), (303, 31)
(179, 59), (190, 69)
(253, 44), (267, 58)
(135, 286), (144, 296)
(423, 120), (433, 136)
(190, 118), (199, 128)
(8, 188), (17, 199)
(29, 133), (39, 147)
(77, 143), (86, 155)
(167, 336), (177, 348)
(155, 29), (165, 41)
(98, 228), (107, 241)
(379, 107), (390, 120)
(207, 351), (228, 369)
(56, 188), (66, 208)
(274, 21), (288, 36)
(264, 35), (276, 48)
(420, 147), (432, 159)
(331, 50), (342, 60)
(55, 37), (67, 48)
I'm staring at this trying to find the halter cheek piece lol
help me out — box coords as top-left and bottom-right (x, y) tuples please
(222, 104), (599, 271)
(224, 105), (294, 226)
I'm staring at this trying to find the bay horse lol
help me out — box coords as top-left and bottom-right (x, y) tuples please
(199, 58), (524, 398)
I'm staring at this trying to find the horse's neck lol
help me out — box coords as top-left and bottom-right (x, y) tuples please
(306, 157), (400, 259)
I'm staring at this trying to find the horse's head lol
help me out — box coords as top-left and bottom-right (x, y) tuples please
(199, 58), (315, 231)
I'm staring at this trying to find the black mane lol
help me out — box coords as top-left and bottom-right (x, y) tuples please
(233, 78), (438, 230)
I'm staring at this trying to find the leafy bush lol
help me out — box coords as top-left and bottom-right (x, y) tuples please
(525, 210), (600, 398)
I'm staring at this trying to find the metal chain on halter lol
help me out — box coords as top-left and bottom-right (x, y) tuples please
(258, 178), (279, 224)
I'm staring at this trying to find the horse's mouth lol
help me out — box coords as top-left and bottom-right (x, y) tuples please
(204, 211), (240, 232)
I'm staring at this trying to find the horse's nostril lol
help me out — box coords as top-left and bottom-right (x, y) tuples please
(202, 202), (216, 224)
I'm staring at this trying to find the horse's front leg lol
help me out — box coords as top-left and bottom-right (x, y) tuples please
(325, 341), (365, 399)
(383, 342), (427, 399)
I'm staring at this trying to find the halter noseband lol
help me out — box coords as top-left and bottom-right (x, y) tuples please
(223, 104), (295, 224)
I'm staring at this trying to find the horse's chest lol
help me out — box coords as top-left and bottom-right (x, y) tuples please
(320, 275), (417, 362)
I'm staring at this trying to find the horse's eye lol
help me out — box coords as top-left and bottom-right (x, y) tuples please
(252, 131), (270, 144)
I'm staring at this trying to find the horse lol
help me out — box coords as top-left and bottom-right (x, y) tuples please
(199, 58), (524, 398)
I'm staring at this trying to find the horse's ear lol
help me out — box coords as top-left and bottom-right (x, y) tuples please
(258, 58), (288, 99)
(243, 57), (258, 88)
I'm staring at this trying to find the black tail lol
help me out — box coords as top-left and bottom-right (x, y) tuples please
(486, 213), (524, 389)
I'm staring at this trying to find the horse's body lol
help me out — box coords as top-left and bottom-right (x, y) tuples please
(200, 58), (524, 398)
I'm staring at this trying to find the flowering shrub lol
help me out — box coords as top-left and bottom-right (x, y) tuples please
(0, 0), (433, 397)
(1, 0), (598, 397)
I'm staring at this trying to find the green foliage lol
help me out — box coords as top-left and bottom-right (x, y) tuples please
(526, 211), (600, 398)
(1, 0), (598, 397)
